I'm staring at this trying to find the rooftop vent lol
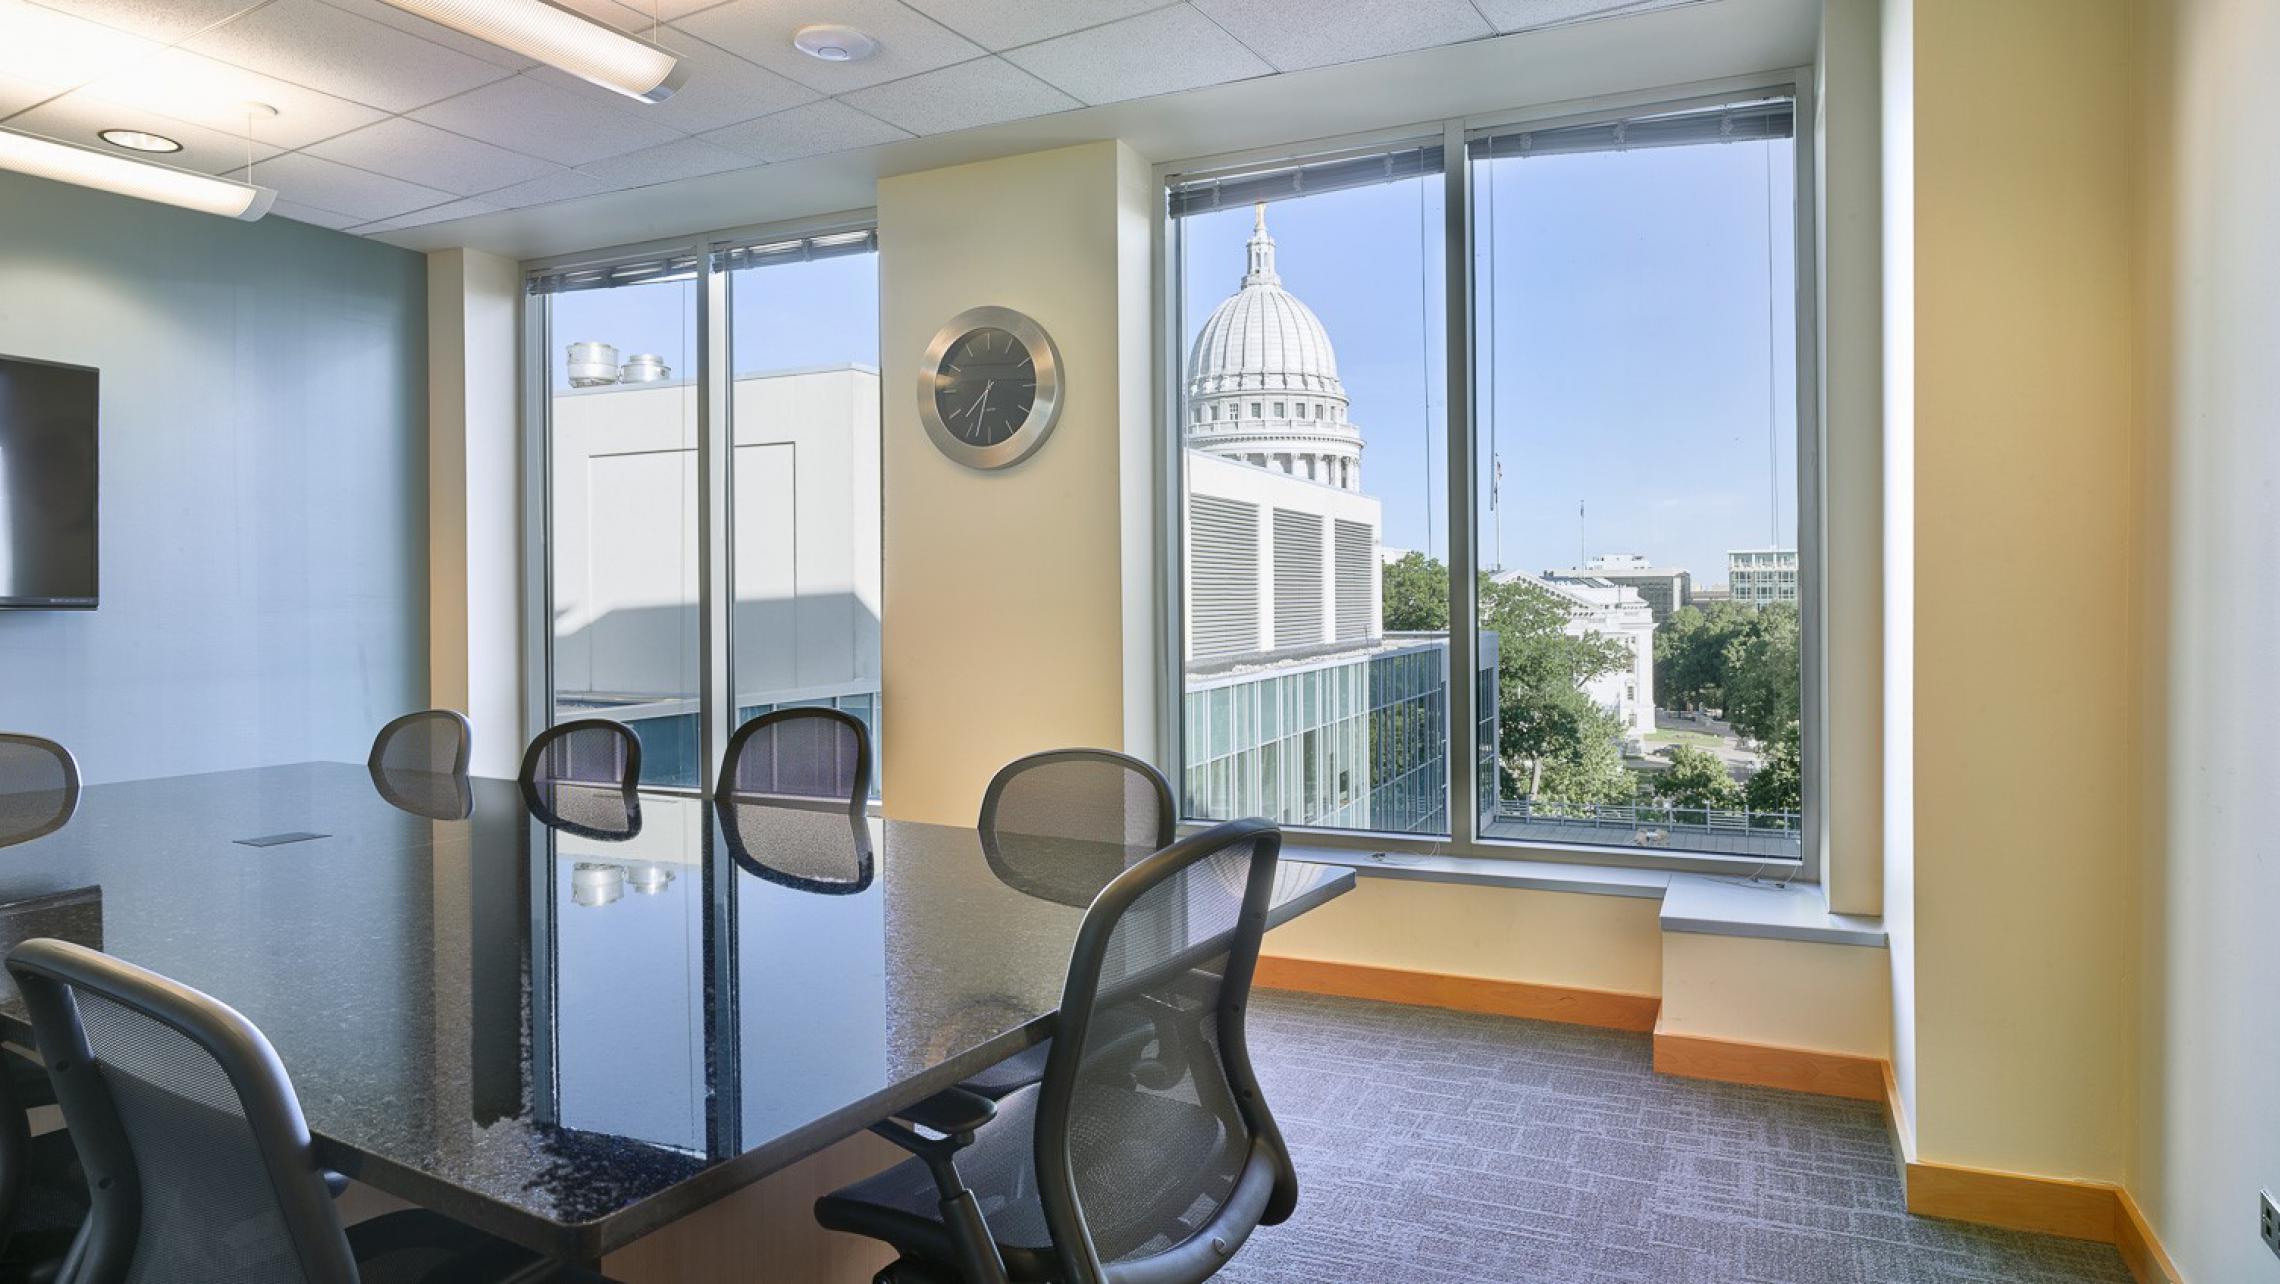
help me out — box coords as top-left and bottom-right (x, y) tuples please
(619, 353), (671, 383)
(566, 341), (620, 387)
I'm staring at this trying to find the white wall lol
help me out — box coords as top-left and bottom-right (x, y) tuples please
(877, 142), (1157, 824)
(2132, 0), (2280, 1276)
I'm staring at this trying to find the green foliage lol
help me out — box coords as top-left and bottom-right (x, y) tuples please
(1651, 743), (1744, 810)
(1652, 599), (1759, 711)
(1744, 722), (1803, 814)
(1720, 602), (1800, 746)
(1536, 703), (1641, 807)
(1380, 551), (1450, 632)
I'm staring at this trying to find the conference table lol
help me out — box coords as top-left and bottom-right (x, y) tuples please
(0, 762), (1353, 1264)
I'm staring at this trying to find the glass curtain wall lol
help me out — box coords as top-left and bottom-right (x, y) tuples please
(537, 257), (700, 787)
(722, 232), (884, 794)
(1171, 144), (1455, 836)
(1469, 94), (1804, 862)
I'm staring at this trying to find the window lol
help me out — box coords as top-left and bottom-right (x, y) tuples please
(537, 260), (700, 787)
(531, 226), (881, 794)
(1470, 94), (1802, 862)
(1169, 88), (1811, 867)
(1172, 142), (1451, 836)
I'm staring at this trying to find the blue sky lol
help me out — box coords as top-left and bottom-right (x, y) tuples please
(551, 135), (1795, 590)
(1179, 137), (1797, 586)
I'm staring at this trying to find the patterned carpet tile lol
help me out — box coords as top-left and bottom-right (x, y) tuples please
(1218, 992), (2133, 1284)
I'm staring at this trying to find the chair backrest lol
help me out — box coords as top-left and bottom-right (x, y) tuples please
(0, 734), (80, 848)
(977, 751), (1175, 910)
(520, 720), (640, 790)
(1032, 818), (1295, 1284)
(717, 708), (869, 808)
(0, 888), (101, 1252)
(365, 710), (471, 777)
(6, 938), (358, 1284)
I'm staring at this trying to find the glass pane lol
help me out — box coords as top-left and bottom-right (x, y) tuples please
(1471, 100), (1804, 861)
(546, 274), (699, 788)
(725, 249), (883, 797)
(1178, 171), (1451, 835)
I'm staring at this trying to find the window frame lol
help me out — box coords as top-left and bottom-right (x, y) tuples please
(520, 208), (883, 800)
(1155, 70), (1824, 881)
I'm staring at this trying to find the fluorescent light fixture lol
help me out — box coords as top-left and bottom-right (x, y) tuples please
(0, 127), (273, 221)
(98, 128), (183, 153)
(375, 0), (687, 102)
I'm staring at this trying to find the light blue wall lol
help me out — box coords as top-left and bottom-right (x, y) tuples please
(0, 171), (428, 784)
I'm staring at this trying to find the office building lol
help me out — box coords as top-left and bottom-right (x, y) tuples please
(1728, 547), (1801, 606)
(1551, 553), (1694, 622)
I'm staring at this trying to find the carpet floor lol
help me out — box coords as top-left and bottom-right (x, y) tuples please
(1218, 991), (2132, 1284)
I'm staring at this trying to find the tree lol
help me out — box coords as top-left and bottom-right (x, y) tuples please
(1744, 722), (1803, 814)
(1537, 703), (1640, 808)
(1380, 551), (1450, 632)
(1652, 599), (1759, 712)
(1651, 743), (1744, 810)
(1721, 602), (1800, 745)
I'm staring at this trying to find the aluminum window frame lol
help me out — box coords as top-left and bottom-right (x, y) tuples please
(1155, 70), (1824, 882)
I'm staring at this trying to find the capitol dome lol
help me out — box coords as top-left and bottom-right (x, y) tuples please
(1186, 205), (1363, 491)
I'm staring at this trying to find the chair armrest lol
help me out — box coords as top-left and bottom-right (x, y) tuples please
(891, 1086), (997, 1137)
(322, 1169), (349, 1198)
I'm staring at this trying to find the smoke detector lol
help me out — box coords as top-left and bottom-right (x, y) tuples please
(792, 23), (877, 62)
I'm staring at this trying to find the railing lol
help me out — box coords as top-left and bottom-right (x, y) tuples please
(1493, 797), (1802, 836)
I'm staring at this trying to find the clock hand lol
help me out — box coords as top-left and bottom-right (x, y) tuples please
(971, 380), (995, 441)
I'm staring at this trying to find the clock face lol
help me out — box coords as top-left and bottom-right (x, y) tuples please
(930, 326), (1036, 448)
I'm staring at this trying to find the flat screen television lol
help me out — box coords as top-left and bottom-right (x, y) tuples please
(0, 355), (99, 609)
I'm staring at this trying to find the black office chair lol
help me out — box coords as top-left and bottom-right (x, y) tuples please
(368, 710), (472, 777)
(816, 818), (1297, 1284)
(0, 734), (79, 848)
(716, 797), (875, 895)
(6, 938), (623, 1284)
(717, 708), (870, 809)
(520, 721), (642, 842)
(368, 710), (476, 823)
(962, 750), (1178, 1101)
(0, 890), (97, 1283)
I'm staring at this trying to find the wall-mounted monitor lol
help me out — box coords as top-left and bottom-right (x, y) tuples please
(0, 355), (99, 609)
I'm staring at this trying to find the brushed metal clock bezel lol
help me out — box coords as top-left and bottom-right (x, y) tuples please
(916, 305), (1063, 471)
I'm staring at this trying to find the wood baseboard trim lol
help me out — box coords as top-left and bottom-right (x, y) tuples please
(1252, 956), (1659, 1032)
(1880, 1066), (2180, 1281)
(1650, 1025), (1886, 1101)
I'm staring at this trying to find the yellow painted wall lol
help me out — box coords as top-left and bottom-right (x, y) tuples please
(2130, 0), (2280, 1278)
(1263, 880), (1663, 998)
(1902, 0), (2139, 1182)
(1658, 933), (1891, 1057)
(876, 142), (1155, 824)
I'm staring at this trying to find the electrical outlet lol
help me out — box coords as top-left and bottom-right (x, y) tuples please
(2261, 1190), (2280, 1261)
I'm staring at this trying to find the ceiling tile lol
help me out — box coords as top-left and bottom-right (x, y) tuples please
(5, 92), (286, 176)
(553, 0), (730, 26)
(408, 73), (684, 166)
(1470, 0), (1695, 33)
(698, 98), (907, 163)
(311, 0), (532, 69)
(26, 0), (258, 44)
(479, 167), (615, 208)
(577, 136), (751, 186)
(1005, 4), (1269, 105)
(838, 56), (1077, 136)
(352, 194), (502, 233)
(269, 197), (362, 229)
(181, 0), (514, 113)
(242, 149), (455, 220)
(677, 0), (983, 94)
(902, 0), (1172, 51)
(0, 71), (50, 116)
(1191, 0), (1488, 71)
(0, 0), (162, 98)
(527, 28), (816, 134)
(302, 116), (558, 196)
(67, 47), (387, 150)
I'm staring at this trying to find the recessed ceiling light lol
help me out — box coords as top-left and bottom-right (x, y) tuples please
(98, 128), (183, 154)
(793, 23), (877, 63)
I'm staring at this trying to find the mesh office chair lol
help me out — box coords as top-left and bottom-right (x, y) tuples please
(367, 711), (472, 778)
(519, 721), (642, 842)
(6, 938), (622, 1284)
(0, 890), (97, 1283)
(816, 818), (1297, 1284)
(0, 735), (79, 848)
(717, 708), (870, 809)
(963, 750), (1177, 1101)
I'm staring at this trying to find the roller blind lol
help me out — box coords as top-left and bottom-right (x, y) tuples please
(1168, 143), (1443, 220)
(526, 228), (877, 295)
(527, 252), (698, 296)
(1471, 96), (1794, 161)
(711, 227), (877, 273)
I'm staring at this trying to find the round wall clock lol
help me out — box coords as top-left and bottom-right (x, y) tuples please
(916, 306), (1063, 470)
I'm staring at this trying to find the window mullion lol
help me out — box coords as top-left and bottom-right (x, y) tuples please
(694, 254), (732, 797)
(1440, 118), (1480, 851)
